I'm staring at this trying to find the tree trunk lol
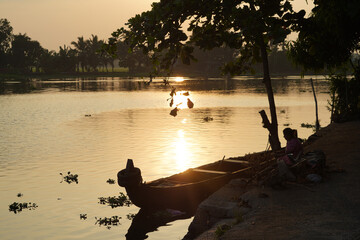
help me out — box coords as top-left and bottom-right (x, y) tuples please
(259, 36), (281, 151)
(330, 91), (335, 123)
(310, 78), (320, 131)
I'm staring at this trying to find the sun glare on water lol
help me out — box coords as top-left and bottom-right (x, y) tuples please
(174, 77), (185, 82)
(174, 129), (193, 172)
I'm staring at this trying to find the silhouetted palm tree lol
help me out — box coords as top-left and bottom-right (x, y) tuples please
(71, 36), (87, 72)
(86, 34), (103, 72)
(57, 45), (77, 72)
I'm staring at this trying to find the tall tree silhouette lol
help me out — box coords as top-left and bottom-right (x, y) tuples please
(0, 18), (13, 68)
(290, 0), (360, 122)
(10, 33), (44, 73)
(71, 36), (87, 72)
(115, 41), (151, 74)
(86, 34), (103, 72)
(290, 0), (360, 71)
(57, 45), (77, 72)
(109, 0), (305, 150)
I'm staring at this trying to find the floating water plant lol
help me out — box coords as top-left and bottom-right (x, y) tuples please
(106, 178), (115, 184)
(60, 171), (79, 184)
(203, 116), (214, 122)
(98, 192), (132, 208)
(95, 216), (121, 229)
(9, 202), (38, 214)
(301, 123), (315, 128)
(126, 213), (136, 220)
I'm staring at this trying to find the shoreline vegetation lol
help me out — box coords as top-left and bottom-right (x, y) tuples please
(0, 72), (321, 82)
(0, 71), (145, 81)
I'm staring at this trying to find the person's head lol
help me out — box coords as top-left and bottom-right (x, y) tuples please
(283, 128), (295, 141)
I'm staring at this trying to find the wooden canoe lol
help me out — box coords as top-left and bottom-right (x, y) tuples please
(117, 152), (275, 212)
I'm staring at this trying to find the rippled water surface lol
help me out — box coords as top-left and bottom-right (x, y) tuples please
(0, 76), (330, 240)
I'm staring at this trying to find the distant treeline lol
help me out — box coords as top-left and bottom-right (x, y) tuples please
(1, 18), (306, 77)
(172, 44), (307, 77)
(0, 18), (151, 75)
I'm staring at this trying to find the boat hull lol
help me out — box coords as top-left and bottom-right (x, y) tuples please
(120, 167), (252, 212)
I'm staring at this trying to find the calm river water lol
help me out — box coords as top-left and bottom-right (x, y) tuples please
(0, 76), (330, 240)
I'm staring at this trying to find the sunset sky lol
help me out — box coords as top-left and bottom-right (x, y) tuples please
(0, 0), (313, 51)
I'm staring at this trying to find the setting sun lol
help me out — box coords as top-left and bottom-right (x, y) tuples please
(172, 91), (192, 109)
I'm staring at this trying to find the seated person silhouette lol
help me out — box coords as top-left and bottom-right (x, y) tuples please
(277, 128), (303, 181)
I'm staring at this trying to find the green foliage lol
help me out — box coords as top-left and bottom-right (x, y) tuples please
(107, 0), (306, 151)
(289, 0), (360, 71)
(56, 45), (77, 72)
(289, 1), (360, 123)
(115, 41), (152, 74)
(10, 33), (45, 73)
(1, 20), (120, 75)
(0, 18), (13, 67)
(71, 35), (111, 73)
(234, 211), (244, 225)
(172, 46), (235, 76)
(108, 0), (305, 75)
(215, 223), (232, 239)
(327, 73), (360, 122)
(0, 18), (13, 51)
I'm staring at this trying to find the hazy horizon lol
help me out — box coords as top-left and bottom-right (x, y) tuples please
(0, 0), (313, 51)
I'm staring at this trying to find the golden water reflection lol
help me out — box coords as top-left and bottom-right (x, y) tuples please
(174, 129), (193, 172)
(0, 77), (332, 240)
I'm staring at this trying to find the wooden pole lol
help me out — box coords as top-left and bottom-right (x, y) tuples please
(310, 78), (320, 131)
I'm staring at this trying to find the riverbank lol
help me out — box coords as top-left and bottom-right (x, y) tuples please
(185, 120), (360, 240)
(0, 71), (148, 81)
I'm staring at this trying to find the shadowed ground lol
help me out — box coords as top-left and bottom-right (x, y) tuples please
(188, 121), (360, 240)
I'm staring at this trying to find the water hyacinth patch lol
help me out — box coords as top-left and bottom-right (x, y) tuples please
(126, 213), (136, 220)
(60, 171), (79, 184)
(95, 216), (121, 229)
(98, 192), (132, 208)
(106, 178), (115, 184)
(9, 202), (38, 214)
